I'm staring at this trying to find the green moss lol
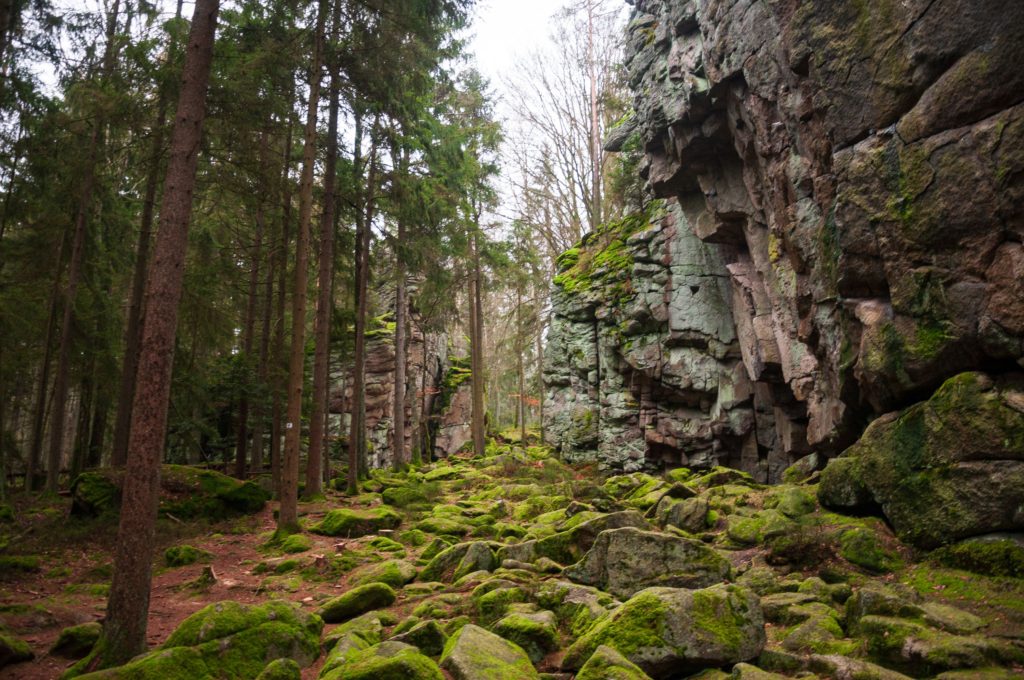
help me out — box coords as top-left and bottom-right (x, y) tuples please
(930, 540), (1024, 578)
(475, 587), (526, 624)
(255, 658), (301, 679)
(322, 642), (443, 680)
(0, 555), (41, 574)
(491, 613), (557, 663)
(839, 528), (900, 573)
(312, 507), (401, 538)
(564, 591), (667, 668)
(0, 629), (34, 664)
(0, 504), (14, 522)
(164, 545), (213, 567)
(278, 533), (312, 554)
(51, 621), (102, 659)
(318, 583), (397, 623)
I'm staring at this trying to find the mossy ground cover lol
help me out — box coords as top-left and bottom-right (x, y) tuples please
(2, 448), (1023, 678)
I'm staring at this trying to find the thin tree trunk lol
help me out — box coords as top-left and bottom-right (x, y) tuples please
(517, 287), (527, 446)
(306, 3), (340, 497)
(469, 231), (486, 457)
(587, 0), (601, 230)
(100, 0), (218, 666)
(110, 0), (183, 468)
(252, 153), (276, 473)
(348, 115), (378, 492)
(409, 318), (421, 466)
(271, 125), (294, 497)
(346, 112), (364, 496)
(46, 0), (124, 492)
(536, 301), (545, 445)
(279, 0), (326, 533)
(234, 133), (269, 479)
(26, 231), (66, 490)
(392, 220), (407, 471)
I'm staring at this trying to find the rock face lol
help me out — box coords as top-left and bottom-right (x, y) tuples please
(330, 286), (473, 469)
(544, 0), (1024, 481)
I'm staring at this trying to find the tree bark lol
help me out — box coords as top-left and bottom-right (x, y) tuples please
(26, 230), (65, 490)
(517, 286), (527, 446)
(45, 0), (124, 492)
(469, 230), (486, 457)
(279, 0), (326, 532)
(234, 132), (269, 479)
(271, 124), (294, 497)
(100, 0), (218, 666)
(306, 2), (340, 497)
(110, 0), (183, 469)
(391, 219), (407, 471)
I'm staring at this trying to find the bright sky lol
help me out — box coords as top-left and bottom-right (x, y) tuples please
(468, 0), (563, 91)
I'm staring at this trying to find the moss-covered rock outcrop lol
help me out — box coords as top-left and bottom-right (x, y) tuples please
(72, 600), (321, 679)
(561, 584), (765, 677)
(819, 372), (1024, 547)
(70, 465), (270, 520)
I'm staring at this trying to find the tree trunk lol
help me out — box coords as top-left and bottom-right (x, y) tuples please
(306, 3), (340, 497)
(409, 318), (422, 466)
(469, 231), (486, 457)
(45, 0), (123, 493)
(271, 124), (294, 497)
(26, 231), (65, 490)
(279, 0), (326, 533)
(587, 0), (601, 230)
(100, 0), (218, 666)
(110, 0), (182, 469)
(536, 301), (546, 445)
(234, 132), (269, 480)
(391, 220), (407, 472)
(517, 286), (527, 447)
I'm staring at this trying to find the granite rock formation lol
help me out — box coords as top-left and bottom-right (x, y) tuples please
(545, 0), (1024, 481)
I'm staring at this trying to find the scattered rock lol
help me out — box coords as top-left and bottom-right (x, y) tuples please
(576, 645), (652, 680)
(50, 621), (101, 659)
(388, 620), (447, 657)
(561, 584), (765, 678)
(563, 526), (731, 598)
(312, 508), (401, 538)
(439, 623), (539, 679)
(320, 641), (443, 680)
(318, 583), (397, 623)
(491, 609), (558, 663)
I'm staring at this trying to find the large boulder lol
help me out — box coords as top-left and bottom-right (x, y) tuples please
(440, 624), (539, 679)
(319, 641), (443, 680)
(70, 465), (270, 520)
(561, 584), (765, 678)
(312, 507), (401, 538)
(418, 541), (496, 583)
(819, 373), (1024, 548)
(73, 600), (321, 679)
(563, 527), (731, 599)
(497, 510), (650, 566)
(576, 645), (653, 680)
(318, 584), (396, 623)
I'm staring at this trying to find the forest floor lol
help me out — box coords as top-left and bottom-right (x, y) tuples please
(2, 441), (1024, 679)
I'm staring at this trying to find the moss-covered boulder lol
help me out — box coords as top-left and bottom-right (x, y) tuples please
(388, 620), (448, 657)
(73, 600), (321, 679)
(70, 465), (271, 520)
(561, 584), (765, 678)
(381, 485), (429, 508)
(51, 621), (102, 658)
(0, 628), (33, 668)
(930, 537), (1024, 577)
(439, 624), (539, 680)
(563, 527), (731, 599)
(807, 654), (913, 680)
(320, 641), (443, 680)
(312, 507), (401, 538)
(278, 534), (313, 554)
(818, 372), (1024, 548)
(576, 645), (653, 680)
(859, 615), (1024, 674)
(655, 496), (708, 533)
(418, 541), (496, 583)
(350, 559), (417, 589)
(491, 609), (558, 663)
(255, 658), (301, 680)
(535, 580), (619, 638)
(498, 510), (650, 566)
(318, 583), (397, 623)
(838, 527), (901, 572)
(164, 545), (212, 567)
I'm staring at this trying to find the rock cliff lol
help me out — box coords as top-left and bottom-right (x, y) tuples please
(545, 0), (1024, 481)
